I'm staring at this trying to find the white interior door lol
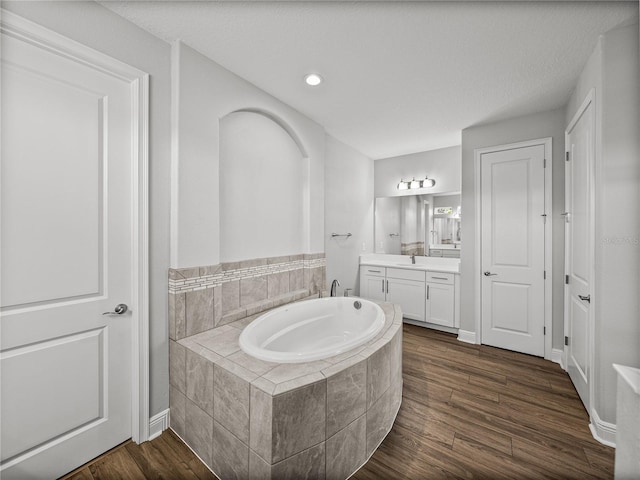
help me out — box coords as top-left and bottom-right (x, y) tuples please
(1, 16), (140, 479)
(564, 93), (594, 412)
(481, 145), (546, 356)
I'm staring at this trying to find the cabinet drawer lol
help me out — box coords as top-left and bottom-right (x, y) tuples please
(442, 249), (460, 258)
(386, 267), (426, 282)
(361, 266), (385, 277)
(426, 272), (454, 284)
(429, 249), (443, 257)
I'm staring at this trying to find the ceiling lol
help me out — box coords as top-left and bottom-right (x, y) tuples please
(101, 1), (638, 159)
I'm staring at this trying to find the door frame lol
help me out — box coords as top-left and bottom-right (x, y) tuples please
(473, 137), (553, 359)
(1, 10), (151, 443)
(563, 88), (596, 418)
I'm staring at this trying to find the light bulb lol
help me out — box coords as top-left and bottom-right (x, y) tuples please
(304, 73), (323, 86)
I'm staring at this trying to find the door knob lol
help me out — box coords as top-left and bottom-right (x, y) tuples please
(483, 271), (497, 276)
(103, 303), (128, 315)
(578, 294), (591, 303)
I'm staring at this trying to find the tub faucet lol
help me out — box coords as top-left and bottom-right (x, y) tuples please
(411, 254), (416, 264)
(330, 279), (340, 297)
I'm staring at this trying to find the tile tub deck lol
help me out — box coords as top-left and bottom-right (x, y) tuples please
(169, 299), (403, 479)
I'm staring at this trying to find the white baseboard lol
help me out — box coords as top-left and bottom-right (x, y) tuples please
(550, 348), (565, 370)
(149, 408), (170, 441)
(589, 408), (616, 448)
(457, 329), (477, 344)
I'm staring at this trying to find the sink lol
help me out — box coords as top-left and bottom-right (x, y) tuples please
(395, 263), (422, 267)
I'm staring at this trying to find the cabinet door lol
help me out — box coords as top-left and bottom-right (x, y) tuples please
(360, 273), (386, 302)
(387, 278), (425, 321)
(426, 282), (455, 327)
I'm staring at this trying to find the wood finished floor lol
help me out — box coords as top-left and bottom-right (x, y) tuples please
(61, 324), (614, 479)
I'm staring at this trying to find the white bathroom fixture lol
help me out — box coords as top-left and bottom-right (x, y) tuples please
(239, 296), (384, 363)
(396, 176), (436, 190)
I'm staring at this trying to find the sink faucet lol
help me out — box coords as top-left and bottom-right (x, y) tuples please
(330, 279), (340, 297)
(411, 254), (416, 264)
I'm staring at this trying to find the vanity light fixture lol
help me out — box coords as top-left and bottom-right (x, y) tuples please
(423, 177), (436, 188)
(409, 178), (422, 189)
(304, 73), (323, 86)
(396, 176), (436, 190)
(397, 179), (410, 190)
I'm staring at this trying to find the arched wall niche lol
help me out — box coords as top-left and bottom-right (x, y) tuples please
(219, 109), (310, 262)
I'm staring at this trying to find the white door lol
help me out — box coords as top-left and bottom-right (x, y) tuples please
(564, 94), (595, 412)
(1, 16), (140, 479)
(481, 145), (546, 356)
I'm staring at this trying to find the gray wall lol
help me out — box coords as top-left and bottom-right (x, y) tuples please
(374, 145), (461, 198)
(324, 135), (374, 296)
(566, 23), (640, 425)
(173, 42), (326, 268)
(3, 1), (173, 416)
(460, 108), (567, 350)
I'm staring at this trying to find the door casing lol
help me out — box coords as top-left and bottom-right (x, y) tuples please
(473, 137), (553, 359)
(0, 9), (150, 444)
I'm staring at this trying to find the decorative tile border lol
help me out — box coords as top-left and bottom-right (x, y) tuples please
(168, 253), (326, 340)
(169, 254), (326, 294)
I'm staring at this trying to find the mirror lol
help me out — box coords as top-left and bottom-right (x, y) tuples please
(375, 193), (461, 257)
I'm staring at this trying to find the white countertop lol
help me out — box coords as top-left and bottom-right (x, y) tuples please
(360, 254), (460, 274)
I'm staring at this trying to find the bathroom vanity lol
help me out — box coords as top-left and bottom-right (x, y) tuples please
(359, 254), (460, 330)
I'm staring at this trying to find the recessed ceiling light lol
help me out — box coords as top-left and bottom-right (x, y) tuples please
(304, 73), (323, 86)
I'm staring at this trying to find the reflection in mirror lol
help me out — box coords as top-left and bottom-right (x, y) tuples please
(375, 193), (461, 257)
(431, 194), (461, 246)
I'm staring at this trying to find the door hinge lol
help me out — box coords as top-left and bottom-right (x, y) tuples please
(565, 336), (569, 346)
(565, 274), (569, 285)
(543, 158), (547, 168)
(544, 270), (546, 280)
(566, 151), (570, 162)
(544, 326), (546, 335)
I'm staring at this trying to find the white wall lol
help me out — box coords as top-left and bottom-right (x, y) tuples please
(566, 23), (640, 425)
(460, 108), (566, 350)
(324, 135), (374, 296)
(400, 196), (419, 244)
(219, 112), (305, 261)
(375, 145), (461, 198)
(3, 1), (172, 416)
(433, 194), (461, 209)
(173, 42), (326, 268)
(375, 197), (402, 254)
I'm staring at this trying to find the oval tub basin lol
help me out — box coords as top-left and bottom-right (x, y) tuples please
(239, 297), (385, 363)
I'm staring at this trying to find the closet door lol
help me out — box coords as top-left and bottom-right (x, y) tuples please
(564, 91), (595, 412)
(480, 144), (546, 356)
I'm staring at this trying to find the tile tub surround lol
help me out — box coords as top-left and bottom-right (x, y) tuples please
(169, 254), (327, 341)
(169, 301), (403, 480)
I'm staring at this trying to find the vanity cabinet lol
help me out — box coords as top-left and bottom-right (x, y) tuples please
(429, 248), (461, 258)
(386, 268), (426, 321)
(426, 272), (455, 327)
(360, 264), (459, 327)
(359, 266), (386, 302)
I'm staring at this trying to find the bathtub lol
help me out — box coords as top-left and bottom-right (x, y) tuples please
(239, 296), (385, 363)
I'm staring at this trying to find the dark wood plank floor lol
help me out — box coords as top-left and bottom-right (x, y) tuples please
(353, 324), (614, 480)
(61, 324), (614, 479)
(60, 430), (216, 480)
